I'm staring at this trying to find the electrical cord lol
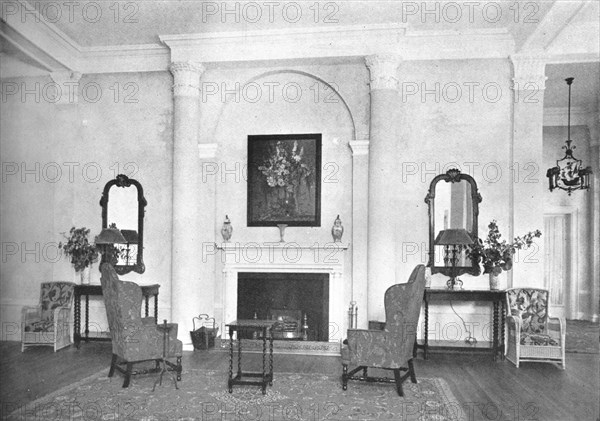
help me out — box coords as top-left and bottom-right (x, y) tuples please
(449, 301), (477, 345)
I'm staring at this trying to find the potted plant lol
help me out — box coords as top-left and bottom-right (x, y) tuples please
(468, 220), (542, 290)
(59, 227), (99, 284)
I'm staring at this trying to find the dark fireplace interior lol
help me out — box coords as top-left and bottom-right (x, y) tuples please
(237, 272), (329, 341)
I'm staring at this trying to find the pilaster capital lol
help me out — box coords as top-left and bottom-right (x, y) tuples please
(510, 54), (547, 91)
(169, 61), (206, 97)
(49, 71), (82, 104)
(349, 140), (369, 156)
(365, 54), (402, 91)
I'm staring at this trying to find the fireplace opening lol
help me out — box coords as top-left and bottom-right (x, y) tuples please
(237, 272), (329, 341)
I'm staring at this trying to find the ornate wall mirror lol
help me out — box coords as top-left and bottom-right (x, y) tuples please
(425, 169), (482, 279)
(100, 174), (147, 274)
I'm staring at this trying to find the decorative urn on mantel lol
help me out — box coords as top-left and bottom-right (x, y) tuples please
(221, 215), (233, 242)
(331, 215), (344, 243)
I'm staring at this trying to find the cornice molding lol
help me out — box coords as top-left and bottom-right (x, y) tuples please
(0, 0), (80, 71)
(1, 9), (597, 77)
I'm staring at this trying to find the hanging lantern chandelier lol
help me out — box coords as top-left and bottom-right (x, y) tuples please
(546, 77), (592, 196)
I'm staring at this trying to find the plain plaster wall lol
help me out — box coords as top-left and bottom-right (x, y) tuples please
(0, 72), (175, 339)
(2, 57), (594, 346)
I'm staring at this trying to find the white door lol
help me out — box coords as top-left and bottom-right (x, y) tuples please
(543, 214), (572, 319)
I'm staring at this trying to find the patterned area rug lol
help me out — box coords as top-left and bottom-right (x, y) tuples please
(566, 319), (599, 354)
(7, 368), (465, 421)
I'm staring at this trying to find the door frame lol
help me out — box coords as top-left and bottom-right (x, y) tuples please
(543, 206), (580, 320)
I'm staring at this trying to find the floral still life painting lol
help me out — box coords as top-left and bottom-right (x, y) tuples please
(247, 134), (321, 226)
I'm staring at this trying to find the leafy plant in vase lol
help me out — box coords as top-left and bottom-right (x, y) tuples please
(468, 220), (541, 290)
(59, 227), (99, 284)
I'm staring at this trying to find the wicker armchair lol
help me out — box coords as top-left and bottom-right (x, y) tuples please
(21, 282), (75, 352)
(505, 288), (566, 369)
(100, 263), (183, 387)
(341, 265), (426, 396)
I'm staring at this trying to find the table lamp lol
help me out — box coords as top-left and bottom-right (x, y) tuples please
(435, 228), (473, 290)
(95, 226), (127, 266)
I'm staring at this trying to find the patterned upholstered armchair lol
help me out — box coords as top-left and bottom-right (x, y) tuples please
(21, 282), (75, 352)
(100, 263), (183, 387)
(505, 288), (566, 369)
(341, 265), (426, 396)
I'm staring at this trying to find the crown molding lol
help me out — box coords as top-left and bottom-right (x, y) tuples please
(78, 44), (170, 74)
(545, 52), (600, 65)
(0, 0), (80, 71)
(160, 25), (514, 64)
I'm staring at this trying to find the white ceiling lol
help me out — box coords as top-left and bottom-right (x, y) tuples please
(1, 0), (599, 111)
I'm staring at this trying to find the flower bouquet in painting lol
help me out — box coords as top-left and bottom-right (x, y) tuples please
(247, 135), (321, 226)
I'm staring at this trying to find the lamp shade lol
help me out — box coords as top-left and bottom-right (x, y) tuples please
(435, 229), (473, 246)
(95, 228), (127, 245)
(120, 229), (139, 244)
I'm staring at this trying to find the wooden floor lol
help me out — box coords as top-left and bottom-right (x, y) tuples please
(1, 341), (598, 421)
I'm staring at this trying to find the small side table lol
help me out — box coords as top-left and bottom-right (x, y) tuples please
(226, 319), (276, 395)
(152, 320), (179, 391)
(74, 283), (159, 348)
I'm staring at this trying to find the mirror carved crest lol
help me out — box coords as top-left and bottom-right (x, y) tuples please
(100, 174), (147, 274)
(425, 169), (482, 277)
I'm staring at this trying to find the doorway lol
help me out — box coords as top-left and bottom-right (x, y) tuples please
(543, 213), (576, 319)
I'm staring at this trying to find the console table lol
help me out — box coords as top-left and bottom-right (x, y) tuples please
(74, 283), (160, 348)
(226, 319), (276, 395)
(417, 289), (505, 361)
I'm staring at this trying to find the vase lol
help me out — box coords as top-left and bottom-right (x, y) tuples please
(331, 215), (344, 242)
(489, 272), (500, 290)
(79, 266), (91, 284)
(277, 224), (287, 242)
(221, 215), (233, 242)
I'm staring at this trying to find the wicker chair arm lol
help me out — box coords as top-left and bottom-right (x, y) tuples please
(547, 316), (565, 334)
(506, 314), (522, 331)
(53, 306), (71, 323)
(21, 306), (41, 323)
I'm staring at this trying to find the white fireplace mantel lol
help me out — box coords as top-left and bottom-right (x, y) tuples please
(216, 242), (349, 342)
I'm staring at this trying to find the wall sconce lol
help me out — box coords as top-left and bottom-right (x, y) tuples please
(546, 77), (592, 195)
(435, 228), (473, 290)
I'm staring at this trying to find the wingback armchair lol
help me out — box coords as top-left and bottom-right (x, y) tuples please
(100, 263), (183, 387)
(21, 282), (75, 352)
(341, 265), (426, 396)
(505, 288), (566, 369)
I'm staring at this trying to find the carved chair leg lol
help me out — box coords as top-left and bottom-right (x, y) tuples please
(393, 369), (404, 397)
(108, 354), (117, 378)
(362, 367), (368, 377)
(122, 362), (133, 388)
(342, 364), (348, 391)
(408, 359), (417, 383)
(177, 356), (182, 381)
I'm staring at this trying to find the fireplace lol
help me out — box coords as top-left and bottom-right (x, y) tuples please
(237, 272), (329, 341)
(217, 242), (348, 343)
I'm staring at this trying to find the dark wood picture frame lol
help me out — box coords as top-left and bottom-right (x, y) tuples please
(247, 134), (322, 227)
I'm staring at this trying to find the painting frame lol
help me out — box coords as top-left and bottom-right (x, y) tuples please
(247, 134), (322, 227)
